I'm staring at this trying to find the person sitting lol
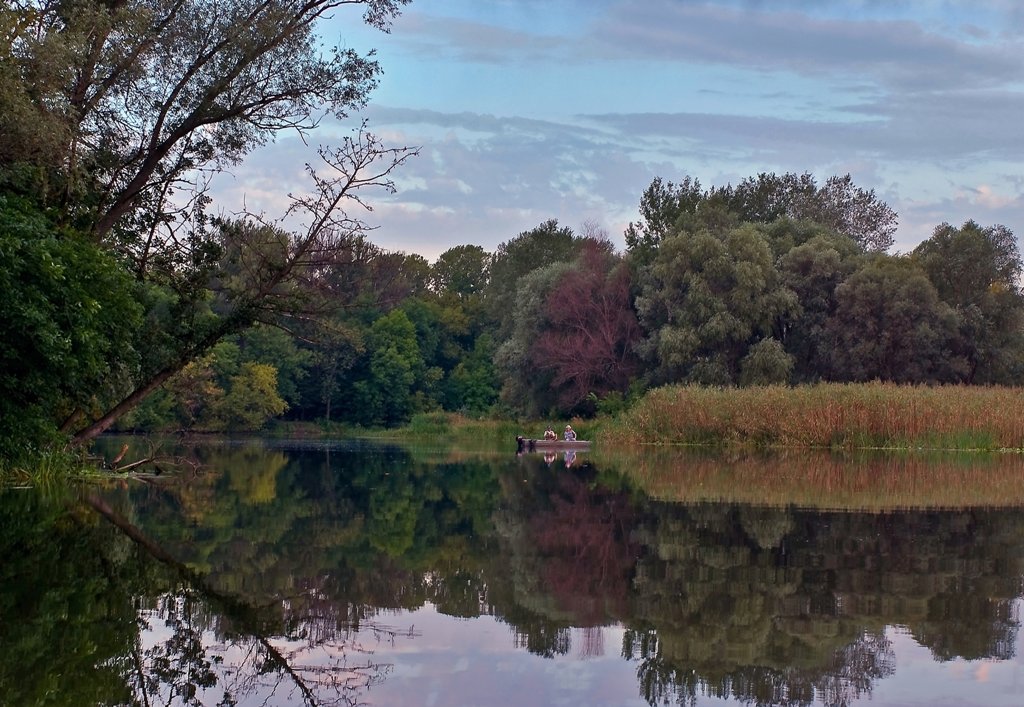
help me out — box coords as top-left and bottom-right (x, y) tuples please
(543, 426), (557, 440)
(564, 425), (576, 441)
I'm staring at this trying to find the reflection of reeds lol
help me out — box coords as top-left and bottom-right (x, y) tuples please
(601, 383), (1024, 450)
(598, 447), (1024, 510)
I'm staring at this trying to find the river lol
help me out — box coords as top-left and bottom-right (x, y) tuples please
(3, 436), (1024, 706)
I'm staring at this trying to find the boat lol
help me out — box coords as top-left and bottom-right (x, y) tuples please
(516, 436), (591, 452)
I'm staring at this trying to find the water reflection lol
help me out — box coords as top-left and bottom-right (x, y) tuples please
(3, 440), (1024, 705)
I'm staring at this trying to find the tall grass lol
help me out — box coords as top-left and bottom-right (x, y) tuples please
(0, 449), (92, 487)
(599, 383), (1024, 451)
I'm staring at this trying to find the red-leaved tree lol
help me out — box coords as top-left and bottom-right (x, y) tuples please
(531, 242), (641, 410)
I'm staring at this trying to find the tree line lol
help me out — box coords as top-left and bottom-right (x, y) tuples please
(2, 0), (1023, 459)
(115, 176), (1024, 434)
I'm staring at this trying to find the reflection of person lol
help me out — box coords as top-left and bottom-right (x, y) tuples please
(564, 450), (576, 468)
(543, 426), (557, 440)
(543, 452), (557, 466)
(564, 425), (576, 441)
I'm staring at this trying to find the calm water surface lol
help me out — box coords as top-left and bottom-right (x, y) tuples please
(4, 437), (1024, 706)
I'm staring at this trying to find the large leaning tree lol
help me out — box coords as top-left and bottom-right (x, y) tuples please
(0, 0), (415, 449)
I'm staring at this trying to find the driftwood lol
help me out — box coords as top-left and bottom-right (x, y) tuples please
(93, 440), (200, 476)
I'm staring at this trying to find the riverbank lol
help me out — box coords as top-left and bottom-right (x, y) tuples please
(8, 382), (1021, 486)
(268, 412), (596, 447)
(270, 383), (1024, 453)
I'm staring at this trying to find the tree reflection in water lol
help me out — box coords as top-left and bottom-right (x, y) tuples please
(4, 440), (1024, 706)
(133, 589), (403, 706)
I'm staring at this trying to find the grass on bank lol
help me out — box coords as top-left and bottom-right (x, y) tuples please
(270, 412), (594, 446)
(0, 449), (98, 486)
(598, 382), (1024, 451)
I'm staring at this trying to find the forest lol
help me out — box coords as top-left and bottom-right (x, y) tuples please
(3, 0), (1024, 464)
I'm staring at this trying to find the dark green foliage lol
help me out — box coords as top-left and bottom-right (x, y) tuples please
(0, 196), (141, 459)
(352, 309), (423, 425)
(232, 325), (311, 406)
(431, 244), (491, 299)
(738, 337), (794, 386)
(444, 333), (500, 414)
(485, 219), (584, 338)
(1, 0), (416, 449)
(635, 222), (799, 386)
(494, 262), (573, 416)
(626, 172), (896, 265)
(827, 256), (964, 382)
(913, 221), (1024, 384)
(777, 232), (864, 382)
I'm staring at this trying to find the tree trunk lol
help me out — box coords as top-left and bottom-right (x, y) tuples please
(70, 366), (180, 445)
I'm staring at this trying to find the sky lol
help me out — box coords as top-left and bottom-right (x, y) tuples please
(213, 0), (1024, 263)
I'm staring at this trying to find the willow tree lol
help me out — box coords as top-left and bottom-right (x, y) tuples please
(1, 0), (416, 447)
(634, 223), (799, 386)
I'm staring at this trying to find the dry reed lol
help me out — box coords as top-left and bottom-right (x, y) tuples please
(601, 383), (1024, 450)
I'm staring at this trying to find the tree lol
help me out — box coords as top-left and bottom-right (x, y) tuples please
(352, 309), (422, 425)
(2, 0), (417, 448)
(214, 362), (288, 430)
(233, 325), (311, 407)
(724, 173), (897, 251)
(71, 128), (413, 442)
(625, 172), (897, 262)
(912, 221), (1024, 383)
(777, 232), (864, 381)
(826, 256), (965, 383)
(443, 333), (500, 414)
(531, 241), (642, 412)
(430, 244), (491, 300)
(486, 219), (583, 338)
(634, 223), (799, 385)
(494, 262), (573, 416)
(624, 176), (705, 265)
(0, 196), (142, 460)
(3, 0), (410, 240)
(738, 337), (794, 386)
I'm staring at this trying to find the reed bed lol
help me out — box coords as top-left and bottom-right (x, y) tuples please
(597, 447), (1024, 510)
(600, 383), (1024, 450)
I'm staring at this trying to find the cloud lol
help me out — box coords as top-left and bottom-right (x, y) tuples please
(388, 1), (1024, 94)
(583, 83), (1024, 165)
(588, 1), (1022, 90)
(208, 1), (1024, 259)
(386, 11), (570, 64)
